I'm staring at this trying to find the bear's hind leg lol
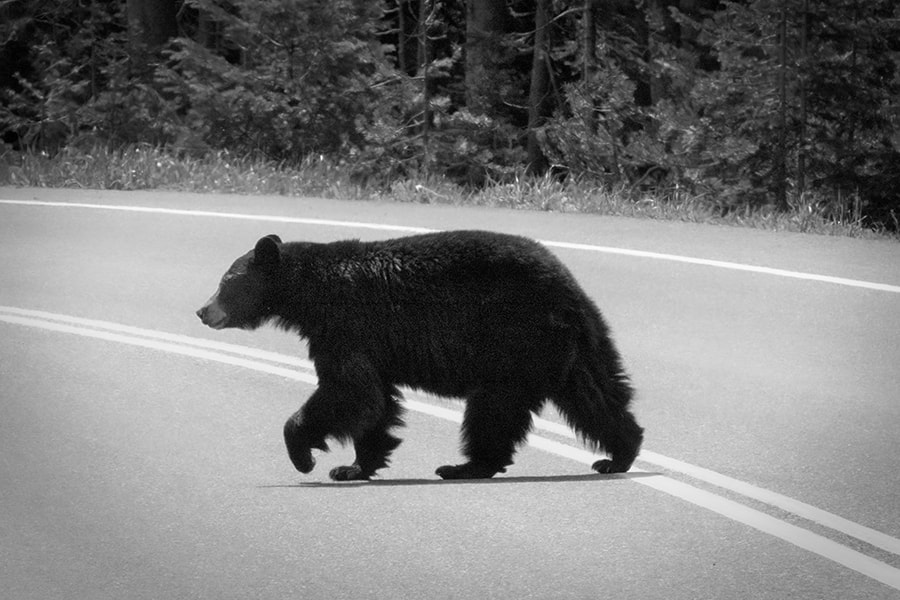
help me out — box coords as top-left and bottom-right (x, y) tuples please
(435, 389), (539, 480)
(588, 405), (643, 474)
(550, 362), (643, 474)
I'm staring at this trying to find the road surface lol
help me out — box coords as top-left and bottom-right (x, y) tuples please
(2, 187), (899, 599)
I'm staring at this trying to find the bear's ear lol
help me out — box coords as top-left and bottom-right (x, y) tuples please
(253, 234), (282, 267)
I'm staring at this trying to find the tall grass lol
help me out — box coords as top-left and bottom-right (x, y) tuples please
(1, 145), (360, 198)
(1, 145), (895, 240)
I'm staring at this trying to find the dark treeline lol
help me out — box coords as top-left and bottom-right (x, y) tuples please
(2, 0), (899, 229)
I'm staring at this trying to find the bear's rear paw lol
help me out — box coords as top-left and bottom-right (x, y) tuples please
(435, 462), (507, 480)
(330, 465), (372, 481)
(591, 458), (630, 474)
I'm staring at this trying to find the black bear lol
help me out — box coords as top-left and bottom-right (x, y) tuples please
(196, 230), (643, 481)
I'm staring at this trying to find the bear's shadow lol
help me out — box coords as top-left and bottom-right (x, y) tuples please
(262, 471), (660, 489)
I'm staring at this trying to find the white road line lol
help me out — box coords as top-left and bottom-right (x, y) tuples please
(0, 313), (311, 383)
(3, 308), (900, 592)
(0, 305), (315, 370)
(541, 240), (900, 293)
(3, 198), (899, 293)
(0, 199), (437, 234)
(530, 413), (900, 557)
(522, 436), (900, 592)
(3, 304), (900, 557)
(636, 449), (900, 557)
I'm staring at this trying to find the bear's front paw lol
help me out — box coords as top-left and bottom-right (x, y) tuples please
(287, 446), (316, 474)
(329, 465), (371, 481)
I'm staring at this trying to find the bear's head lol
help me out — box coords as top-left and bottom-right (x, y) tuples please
(196, 234), (283, 330)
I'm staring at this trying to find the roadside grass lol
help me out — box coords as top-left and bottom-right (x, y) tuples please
(1, 145), (895, 240)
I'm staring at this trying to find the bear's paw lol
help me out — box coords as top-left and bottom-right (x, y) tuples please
(591, 458), (629, 474)
(435, 462), (506, 480)
(329, 465), (371, 481)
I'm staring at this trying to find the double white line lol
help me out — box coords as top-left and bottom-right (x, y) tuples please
(2, 304), (899, 591)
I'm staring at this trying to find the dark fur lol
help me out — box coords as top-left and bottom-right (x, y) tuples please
(197, 231), (643, 480)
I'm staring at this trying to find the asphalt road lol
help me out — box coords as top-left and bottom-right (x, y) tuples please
(2, 187), (899, 599)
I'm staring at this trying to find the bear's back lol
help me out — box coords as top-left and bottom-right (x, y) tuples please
(374, 230), (568, 284)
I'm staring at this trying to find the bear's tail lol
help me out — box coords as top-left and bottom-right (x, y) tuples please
(550, 309), (644, 473)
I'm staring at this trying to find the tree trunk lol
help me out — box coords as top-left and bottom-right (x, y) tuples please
(583, 0), (596, 82)
(775, 0), (788, 211)
(526, 0), (551, 175)
(126, 0), (177, 50)
(465, 0), (509, 116)
(582, 0), (597, 133)
(797, 0), (808, 198)
(419, 0), (431, 174)
(398, 0), (408, 75)
(645, 0), (667, 105)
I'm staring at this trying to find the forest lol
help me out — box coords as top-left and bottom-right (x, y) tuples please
(1, 0), (899, 232)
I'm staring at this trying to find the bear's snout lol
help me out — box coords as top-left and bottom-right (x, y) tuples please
(196, 297), (229, 330)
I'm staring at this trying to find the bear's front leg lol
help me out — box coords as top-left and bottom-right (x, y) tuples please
(330, 420), (404, 482)
(283, 373), (402, 480)
(328, 385), (406, 482)
(283, 389), (332, 475)
(283, 416), (319, 473)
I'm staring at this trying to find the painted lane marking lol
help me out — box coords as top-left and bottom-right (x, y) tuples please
(0, 199), (437, 234)
(521, 435), (900, 593)
(2, 198), (899, 294)
(0, 313), (309, 382)
(3, 304), (900, 558)
(3, 308), (900, 592)
(530, 415), (900, 557)
(0, 305), (315, 370)
(541, 240), (900, 293)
